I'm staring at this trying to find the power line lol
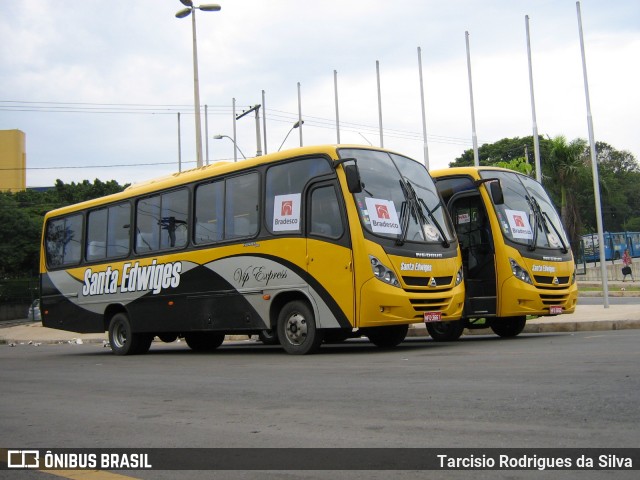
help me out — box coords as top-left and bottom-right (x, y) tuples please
(1, 99), (476, 146)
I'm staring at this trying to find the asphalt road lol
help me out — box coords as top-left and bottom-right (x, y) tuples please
(1, 331), (639, 480)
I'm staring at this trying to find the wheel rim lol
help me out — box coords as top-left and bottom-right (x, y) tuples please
(284, 312), (308, 346)
(113, 321), (127, 348)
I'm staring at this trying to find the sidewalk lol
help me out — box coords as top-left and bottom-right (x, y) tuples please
(1, 302), (639, 346)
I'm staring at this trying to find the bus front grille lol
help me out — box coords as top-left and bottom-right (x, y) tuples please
(402, 275), (453, 287)
(534, 275), (570, 285)
(538, 293), (570, 305)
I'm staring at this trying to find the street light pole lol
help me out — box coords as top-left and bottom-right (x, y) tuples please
(213, 135), (246, 160)
(175, 1), (221, 168)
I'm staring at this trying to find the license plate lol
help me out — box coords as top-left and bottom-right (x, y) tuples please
(549, 306), (563, 315)
(424, 312), (442, 323)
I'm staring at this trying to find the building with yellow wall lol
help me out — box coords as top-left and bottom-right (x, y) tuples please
(0, 129), (26, 192)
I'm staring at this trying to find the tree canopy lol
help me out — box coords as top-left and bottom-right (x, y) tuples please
(0, 179), (128, 278)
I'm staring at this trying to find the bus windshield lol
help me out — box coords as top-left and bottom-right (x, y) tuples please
(340, 148), (454, 245)
(481, 170), (569, 252)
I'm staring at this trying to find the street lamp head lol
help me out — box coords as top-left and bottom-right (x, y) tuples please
(213, 134), (224, 140)
(293, 120), (304, 129)
(175, 7), (192, 18)
(180, 0), (194, 7)
(199, 4), (222, 11)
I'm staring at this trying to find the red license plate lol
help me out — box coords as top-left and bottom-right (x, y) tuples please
(424, 312), (442, 323)
(549, 306), (563, 315)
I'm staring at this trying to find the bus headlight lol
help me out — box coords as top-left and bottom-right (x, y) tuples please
(370, 256), (400, 288)
(509, 258), (532, 284)
(455, 266), (463, 286)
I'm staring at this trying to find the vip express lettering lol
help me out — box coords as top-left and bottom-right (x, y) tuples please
(82, 260), (182, 296)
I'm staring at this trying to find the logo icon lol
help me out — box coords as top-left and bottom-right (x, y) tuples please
(552, 276), (559, 285)
(375, 204), (390, 219)
(513, 215), (525, 227)
(429, 277), (437, 287)
(7, 450), (40, 469)
(281, 200), (293, 216)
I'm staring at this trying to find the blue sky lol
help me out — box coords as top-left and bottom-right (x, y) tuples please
(1, 0), (638, 186)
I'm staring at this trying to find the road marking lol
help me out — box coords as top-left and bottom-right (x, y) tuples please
(0, 449), (140, 480)
(39, 470), (140, 480)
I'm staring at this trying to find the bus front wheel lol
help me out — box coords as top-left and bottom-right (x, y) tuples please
(366, 324), (408, 348)
(426, 320), (465, 342)
(108, 313), (152, 355)
(490, 316), (526, 338)
(277, 300), (323, 355)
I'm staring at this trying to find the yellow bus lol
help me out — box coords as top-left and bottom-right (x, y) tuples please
(428, 166), (578, 340)
(40, 145), (465, 355)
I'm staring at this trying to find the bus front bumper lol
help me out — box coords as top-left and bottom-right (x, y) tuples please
(499, 276), (579, 318)
(358, 278), (465, 328)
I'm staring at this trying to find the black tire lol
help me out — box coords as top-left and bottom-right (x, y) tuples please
(184, 332), (226, 352)
(490, 316), (526, 338)
(277, 300), (323, 355)
(426, 320), (465, 342)
(108, 313), (151, 355)
(258, 329), (280, 345)
(366, 324), (408, 348)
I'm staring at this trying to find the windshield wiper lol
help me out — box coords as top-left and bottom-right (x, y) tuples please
(525, 195), (539, 251)
(541, 210), (569, 254)
(527, 195), (568, 254)
(405, 180), (450, 248)
(396, 181), (411, 246)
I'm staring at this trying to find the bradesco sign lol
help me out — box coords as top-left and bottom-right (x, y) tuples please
(365, 198), (401, 234)
(273, 193), (301, 232)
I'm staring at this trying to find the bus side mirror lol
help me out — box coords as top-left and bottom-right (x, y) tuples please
(344, 164), (363, 193)
(489, 181), (504, 205)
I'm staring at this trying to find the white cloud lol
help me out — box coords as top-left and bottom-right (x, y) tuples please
(0, 0), (638, 186)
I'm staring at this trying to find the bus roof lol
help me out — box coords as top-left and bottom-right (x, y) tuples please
(430, 166), (519, 179)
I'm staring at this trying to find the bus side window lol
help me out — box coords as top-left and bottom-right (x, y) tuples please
(195, 180), (223, 244)
(265, 157), (332, 234)
(160, 189), (188, 249)
(310, 186), (344, 239)
(46, 214), (83, 267)
(225, 173), (259, 239)
(136, 196), (160, 253)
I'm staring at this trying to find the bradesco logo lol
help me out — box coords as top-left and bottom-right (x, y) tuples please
(82, 260), (182, 297)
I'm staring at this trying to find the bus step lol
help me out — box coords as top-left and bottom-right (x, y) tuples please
(467, 296), (497, 315)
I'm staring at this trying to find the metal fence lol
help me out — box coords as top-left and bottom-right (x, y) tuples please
(0, 278), (39, 321)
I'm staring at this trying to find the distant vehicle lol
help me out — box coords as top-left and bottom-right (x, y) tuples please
(27, 299), (41, 321)
(581, 231), (640, 262)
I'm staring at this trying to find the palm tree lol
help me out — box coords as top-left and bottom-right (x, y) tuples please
(546, 136), (588, 246)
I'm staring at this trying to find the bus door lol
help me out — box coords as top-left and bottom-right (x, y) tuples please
(305, 181), (355, 327)
(448, 192), (497, 316)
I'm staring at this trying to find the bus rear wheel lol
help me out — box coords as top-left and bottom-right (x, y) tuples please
(490, 316), (526, 338)
(366, 324), (408, 348)
(277, 300), (323, 355)
(184, 332), (226, 352)
(426, 320), (465, 342)
(108, 313), (152, 355)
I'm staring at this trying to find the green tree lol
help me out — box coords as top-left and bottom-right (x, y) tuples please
(543, 136), (588, 245)
(0, 179), (128, 278)
(494, 157), (533, 176)
(449, 135), (552, 177)
(0, 194), (42, 276)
